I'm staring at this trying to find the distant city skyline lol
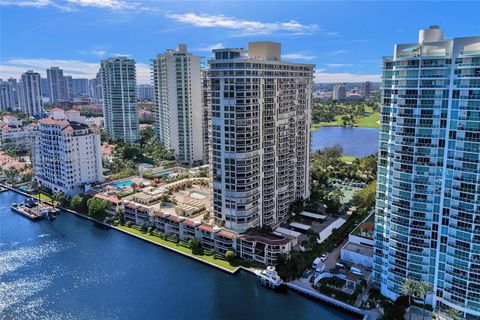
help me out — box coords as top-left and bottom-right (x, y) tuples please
(1, 1), (479, 83)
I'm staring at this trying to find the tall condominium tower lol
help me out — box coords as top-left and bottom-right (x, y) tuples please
(100, 57), (139, 143)
(7, 78), (21, 111)
(373, 26), (480, 318)
(64, 76), (74, 100)
(333, 83), (347, 100)
(72, 78), (89, 97)
(21, 70), (43, 117)
(201, 69), (211, 165)
(32, 108), (103, 196)
(89, 73), (102, 101)
(208, 42), (314, 233)
(152, 44), (203, 164)
(0, 80), (15, 111)
(47, 67), (65, 103)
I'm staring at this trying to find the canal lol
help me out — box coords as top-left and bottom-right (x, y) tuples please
(0, 191), (359, 320)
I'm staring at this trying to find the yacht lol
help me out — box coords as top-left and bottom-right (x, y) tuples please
(258, 266), (284, 290)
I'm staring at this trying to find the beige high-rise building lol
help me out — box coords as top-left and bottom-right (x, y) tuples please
(208, 41), (314, 233)
(152, 44), (203, 165)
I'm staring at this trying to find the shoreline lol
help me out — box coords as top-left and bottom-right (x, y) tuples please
(2, 185), (368, 318)
(2, 184), (243, 275)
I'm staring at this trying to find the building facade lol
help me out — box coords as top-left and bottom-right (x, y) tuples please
(47, 67), (65, 103)
(373, 26), (480, 318)
(201, 69), (211, 165)
(32, 108), (103, 196)
(100, 57), (140, 143)
(0, 80), (15, 111)
(208, 42), (314, 233)
(333, 83), (347, 101)
(21, 70), (43, 117)
(152, 44), (203, 164)
(137, 84), (153, 101)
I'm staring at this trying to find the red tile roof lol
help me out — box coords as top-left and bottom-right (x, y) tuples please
(154, 210), (165, 218)
(94, 193), (121, 204)
(198, 224), (213, 233)
(167, 215), (180, 223)
(39, 118), (70, 126)
(183, 219), (196, 227)
(218, 230), (236, 240)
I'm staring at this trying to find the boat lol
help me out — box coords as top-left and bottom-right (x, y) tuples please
(10, 198), (58, 221)
(258, 266), (284, 290)
(11, 202), (42, 220)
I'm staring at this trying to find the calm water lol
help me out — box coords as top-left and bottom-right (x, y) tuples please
(312, 127), (379, 157)
(0, 191), (358, 320)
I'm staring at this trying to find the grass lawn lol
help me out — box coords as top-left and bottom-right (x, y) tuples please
(33, 193), (56, 203)
(340, 156), (356, 164)
(117, 225), (238, 271)
(312, 106), (380, 129)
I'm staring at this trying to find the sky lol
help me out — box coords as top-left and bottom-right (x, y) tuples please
(1, 0), (479, 84)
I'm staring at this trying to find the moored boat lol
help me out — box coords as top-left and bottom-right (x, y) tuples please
(258, 266), (284, 290)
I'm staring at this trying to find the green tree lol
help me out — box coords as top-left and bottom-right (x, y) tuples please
(70, 195), (85, 211)
(87, 197), (109, 222)
(53, 192), (69, 207)
(448, 307), (463, 320)
(225, 249), (235, 261)
(417, 280), (432, 320)
(400, 278), (420, 320)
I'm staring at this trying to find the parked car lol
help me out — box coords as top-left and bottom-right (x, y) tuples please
(351, 267), (363, 276)
(320, 253), (328, 262)
(336, 262), (346, 270)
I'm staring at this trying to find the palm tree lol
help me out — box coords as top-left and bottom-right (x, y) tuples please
(417, 280), (432, 320)
(447, 307), (463, 320)
(400, 278), (420, 320)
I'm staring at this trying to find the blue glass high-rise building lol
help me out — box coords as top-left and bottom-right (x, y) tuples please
(374, 26), (480, 318)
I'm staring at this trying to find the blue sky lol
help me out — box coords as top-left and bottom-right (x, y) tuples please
(1, 0), (479, 83)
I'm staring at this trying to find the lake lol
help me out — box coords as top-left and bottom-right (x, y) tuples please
(312, 127), (379, 157)
(0, 191), (359, 320)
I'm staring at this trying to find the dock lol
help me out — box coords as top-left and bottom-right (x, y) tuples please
(11, 204), (43, 220)
(286, 281), (369, 319)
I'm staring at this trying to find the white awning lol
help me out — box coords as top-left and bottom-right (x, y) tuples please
(299, 211), (327, 220)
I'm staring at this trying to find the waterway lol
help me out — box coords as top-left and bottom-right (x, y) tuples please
(0, 191), (359, 320)
(312, 127), (379, 158)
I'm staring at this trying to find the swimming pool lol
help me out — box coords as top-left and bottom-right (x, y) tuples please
(112, 180), (135, 188)
(152, 171), (173, 177)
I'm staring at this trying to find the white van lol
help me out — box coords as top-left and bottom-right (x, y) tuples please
(350, 267), (363, 276)
(312, 257), (322, 269)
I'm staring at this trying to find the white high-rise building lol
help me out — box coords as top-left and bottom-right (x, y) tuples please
(373, 26), (480, 318)
(64, 75), (74, 100)
(137, 84), (153, 101)
(21, 70), (43, 117)
(47, 67), (65, 103)
(0, 80), (15, 111)
(208, 42), (314, 233)
(72, 78), (89, 97)
(100, 57), (139, 144)
(333, 83), (347, 100)
(152, 44), (203, 164)
(32, 108), (103, 196)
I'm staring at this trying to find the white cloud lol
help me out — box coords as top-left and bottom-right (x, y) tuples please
(0, 58), (151, 84)
(324, 63), (354, 67)
(79, 49), (107, 57)
(324, 50), (349, 56)
(314, 72), (380, 83)
(66, 0), (135, 9)
(193, 43), (225, 52)
(283, 53), (316, 61)
(0, 0), (53, 8)
(166, 12), (319, 36)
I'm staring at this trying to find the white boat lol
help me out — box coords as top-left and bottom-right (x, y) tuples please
(258, 266), (284, 290)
